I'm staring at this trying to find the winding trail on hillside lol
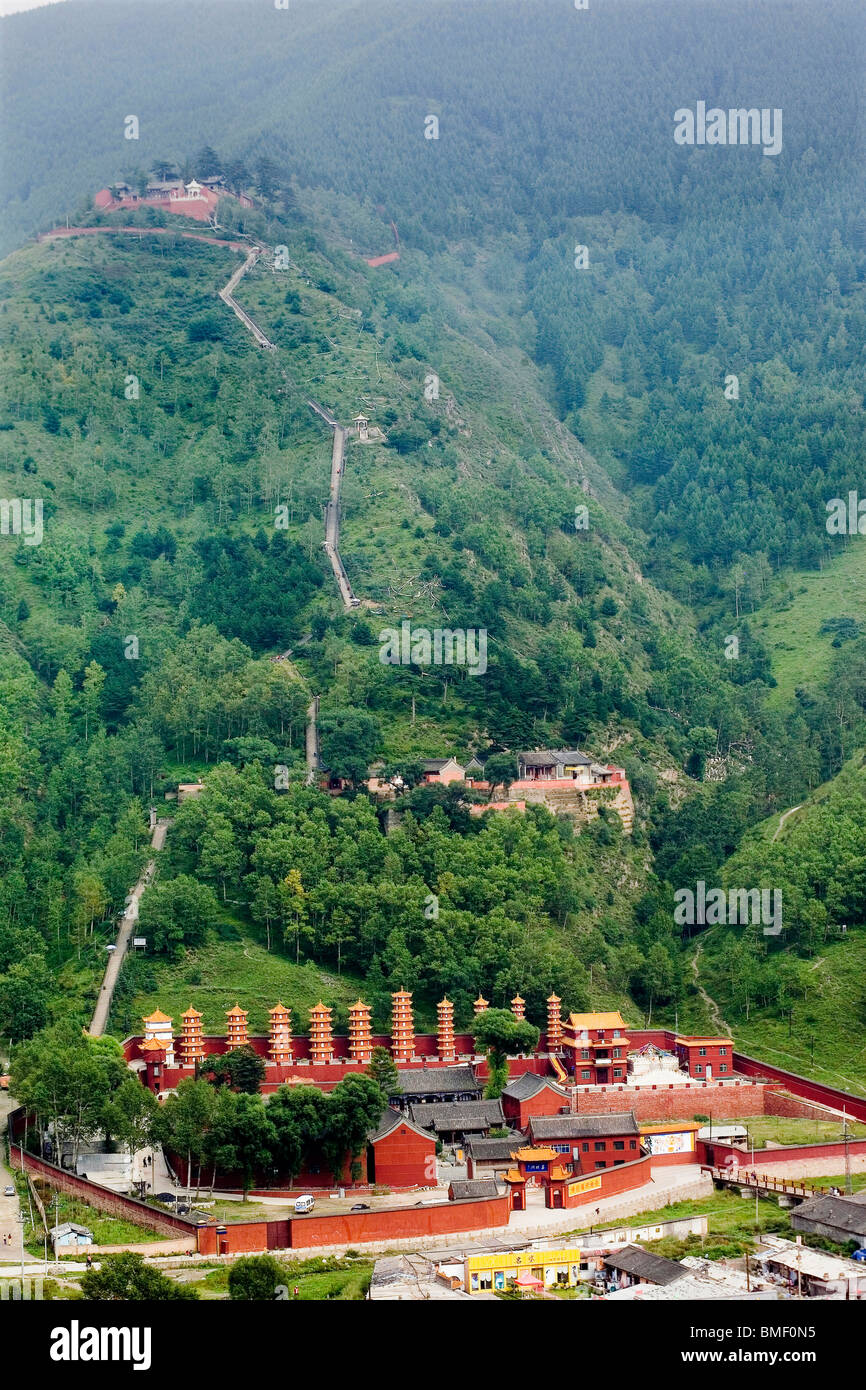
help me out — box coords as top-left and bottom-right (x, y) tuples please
(89, 819), (169, 1037)
(773, 805), (802, 842)
(37, 225), (360, 610)
(690, 934), (732, 1038)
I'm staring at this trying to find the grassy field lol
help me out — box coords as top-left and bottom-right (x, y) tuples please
(128, 931), (368, 1035)
(752, 540), (866, 705)
(180, 1255), (372, 1300)
(728, 1115), (866, 1147)
(22, 1185), (162, 1258)
(571, 1187), (791, 1245)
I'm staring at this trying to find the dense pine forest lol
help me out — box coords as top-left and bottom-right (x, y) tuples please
(1, 0), (865, 1088)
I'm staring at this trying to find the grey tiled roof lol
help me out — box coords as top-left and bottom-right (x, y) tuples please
(465, 1133), (526, 1162)
(368, 1106), (434, 1145)
(791, 1194), (866, 1239)
(449, 1179), (501, 1201)
(394, 1065), (479, 1097)
(502, 1072), (568, 1102)
(410, 1099), (504, 1133)
(603, 1245), (687, 1285)
(529, 1111), (639, 1140)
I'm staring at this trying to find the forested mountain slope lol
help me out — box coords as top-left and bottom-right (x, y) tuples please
(0, 211), (722, 1038)
(1, 0), (864, 1066)
(682, 754), (866, 1091)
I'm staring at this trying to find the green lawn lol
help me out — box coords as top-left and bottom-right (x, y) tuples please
(752, 540), (866, 705)
(728, 1115), (866, 1148)
(128, 931), (368, 1034)
(185, 1255), (372, 1300)
(23, 1184), (163, 1257)
(568, 1187), (790, 1243)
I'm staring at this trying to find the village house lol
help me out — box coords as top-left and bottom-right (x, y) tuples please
(409, 1099), (505, 1145)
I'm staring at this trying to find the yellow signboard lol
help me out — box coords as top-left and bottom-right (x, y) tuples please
(467, 1247), (583, 1274)
(567, 1175), (602, 1198)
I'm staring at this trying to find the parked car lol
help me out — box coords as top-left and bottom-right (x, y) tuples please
(293, 1194), (315, 1214)
(350, 1203), (370, 1212)
(3, 1185), (15, 1198)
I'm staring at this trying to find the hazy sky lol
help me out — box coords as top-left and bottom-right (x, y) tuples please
(0, 0), (69, 15)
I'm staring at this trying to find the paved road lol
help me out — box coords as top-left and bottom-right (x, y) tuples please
(89, 819), (169, 1036)
(322, 424), (360, 608)
(218, 244), (276, 349)
(0, 1092), (24, 1269)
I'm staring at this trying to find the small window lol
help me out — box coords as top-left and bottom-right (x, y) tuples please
(613, 1068), (623, 1078)
(595, 1161), (606, 1169)
(629, 1140), (636, 1149)
(594, 1141), (605, 1151)
(613, 1141), (625, 1151)
(695, 1064), (703, 1074)
(582, 1142), (590, 1153)
(581, 1049), (590, 1060)
(613, 1047), (622, 1058)
(699, 1047), (707, 1056)
(614, 1160), (624, 1167)
(719, 1047), (728, 1056)
(581, 1070), (591, 1080)
(719, 1064), (728, 1074)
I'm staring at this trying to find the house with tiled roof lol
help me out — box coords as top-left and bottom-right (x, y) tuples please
(500, 1072), (570, 1128)
(409, 1099), (505, 1144)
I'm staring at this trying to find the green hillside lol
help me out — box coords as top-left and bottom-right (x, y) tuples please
(1, 0), (865, 1081)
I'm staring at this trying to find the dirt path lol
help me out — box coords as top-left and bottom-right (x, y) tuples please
(690, 936), (732, 1037)
(88, 819), (169, 1036)
(37, 224), (359, 609)
(773, 805), (802, 842)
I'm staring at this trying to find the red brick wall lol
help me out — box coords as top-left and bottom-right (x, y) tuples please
(699, 1138), (866, 1168)
(734, 1053), (866, 1125)
(571, 1080), (775, 1120)
(9, 1147), (193, 1238)
(196, 1195), (511, 1254)
(764, 1090), (844, 1122)
(286, 1195), (510, 1248)
(565, 1154), (652, 1207)
(198, 1222), (270, 1256)
(371, 1123), (436, 1187)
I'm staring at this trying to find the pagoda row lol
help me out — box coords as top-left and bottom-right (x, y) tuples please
(145, 992), (564, 1068)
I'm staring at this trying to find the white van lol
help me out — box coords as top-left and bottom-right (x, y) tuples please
(294, 1194), (315, 1214)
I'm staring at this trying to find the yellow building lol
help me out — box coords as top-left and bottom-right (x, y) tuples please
(464, 1247), (588, 1294)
